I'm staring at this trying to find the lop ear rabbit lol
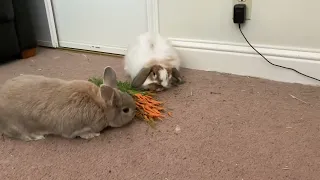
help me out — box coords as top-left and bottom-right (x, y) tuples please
(124, 32), (184, 92)
(0, 67), (136, 141)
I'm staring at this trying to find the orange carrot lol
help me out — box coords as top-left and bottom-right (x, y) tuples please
(133, 93), (166, 122)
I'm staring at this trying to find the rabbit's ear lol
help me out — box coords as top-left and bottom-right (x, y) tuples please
(172, 68), (183, 83)
(131, 67), (152, 88)
(103, 66), (117, 88)
(100, 84), (117, 106)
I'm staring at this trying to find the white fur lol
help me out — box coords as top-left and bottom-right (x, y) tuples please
(141, 68), (169, 88)
(143, 77), (157, 87)
(158, 68), (169, 87)
(124, 32), (181, 85)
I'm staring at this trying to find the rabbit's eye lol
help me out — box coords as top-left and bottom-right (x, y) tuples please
(123, 108), (129, 113)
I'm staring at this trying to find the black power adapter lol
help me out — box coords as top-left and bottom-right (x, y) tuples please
(233, 4), (246, 24)
(232, 3), (320, 82)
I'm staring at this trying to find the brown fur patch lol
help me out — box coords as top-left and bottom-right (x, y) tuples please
(165, 67), (172, 77)
(143, 58), (176, 90)
(149, 65), (164, 83)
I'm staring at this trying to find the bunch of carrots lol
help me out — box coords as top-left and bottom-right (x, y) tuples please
(88, 77), (172, 126)
(134, 93), (164, 120)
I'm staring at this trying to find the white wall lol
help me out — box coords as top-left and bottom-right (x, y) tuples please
(159, 0), (320, 50)
(156, 0), (320, 86)
(28, 0), (53, 47)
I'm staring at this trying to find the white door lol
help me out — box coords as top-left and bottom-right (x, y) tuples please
(51, 0), (148, 55)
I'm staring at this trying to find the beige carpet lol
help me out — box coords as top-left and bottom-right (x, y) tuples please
(0, 47), (319, 180)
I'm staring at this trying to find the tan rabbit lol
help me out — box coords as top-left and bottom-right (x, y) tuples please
(0, 67), (136, 141)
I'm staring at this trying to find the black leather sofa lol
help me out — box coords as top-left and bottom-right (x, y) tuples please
(0, 0), (37, 62)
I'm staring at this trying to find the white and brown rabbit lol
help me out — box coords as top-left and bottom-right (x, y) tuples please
(124, 32), (184, 92)
(0, 67), (136, 141)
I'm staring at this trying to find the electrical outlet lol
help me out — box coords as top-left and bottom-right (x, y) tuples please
(233, 0), (252, 20)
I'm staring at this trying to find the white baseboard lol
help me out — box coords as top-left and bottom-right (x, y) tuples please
(56, 39), (320, 86)
(170, 38), (320, 86)
(37, 40), (54, 48)
(58, 41), (126, 55)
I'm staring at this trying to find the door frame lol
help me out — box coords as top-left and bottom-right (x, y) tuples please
(44, 0), (59, 48)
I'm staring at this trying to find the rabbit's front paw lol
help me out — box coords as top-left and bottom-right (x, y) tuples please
(32, 135), (45, 140)
(21, 134), (45, 141)
(80, 133), (100, 140)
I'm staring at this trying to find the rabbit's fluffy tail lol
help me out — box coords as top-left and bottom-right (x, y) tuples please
(146, 33), (155, 50)
(141, 32), (158, 51)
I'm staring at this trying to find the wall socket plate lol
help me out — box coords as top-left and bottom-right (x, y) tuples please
(233, 0), (252, 20)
